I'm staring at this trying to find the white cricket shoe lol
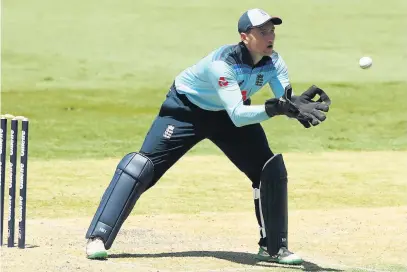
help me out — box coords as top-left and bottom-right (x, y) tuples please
(86, 237), (108, 259)
(256, 246), (303, 265)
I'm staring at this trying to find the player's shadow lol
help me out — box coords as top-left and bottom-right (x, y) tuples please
(110, 251), (343, 271)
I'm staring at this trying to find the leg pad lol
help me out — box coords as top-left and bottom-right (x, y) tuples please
(86, 152), (154, 249)
(259, 154), (288, 255)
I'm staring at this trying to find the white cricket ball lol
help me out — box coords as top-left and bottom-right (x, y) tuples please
(359, 56), (373, 69)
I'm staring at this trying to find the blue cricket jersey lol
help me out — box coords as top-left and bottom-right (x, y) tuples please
(174, 42), (290, 127)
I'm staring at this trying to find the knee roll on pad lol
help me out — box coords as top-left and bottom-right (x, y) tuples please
(259, 154), (288, 255)
(85, 152), (154, 249)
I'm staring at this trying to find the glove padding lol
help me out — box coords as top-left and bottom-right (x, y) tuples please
(265, 85), (331, 128)
(292, 85), (331, 128)
(264, 87), (300, 118)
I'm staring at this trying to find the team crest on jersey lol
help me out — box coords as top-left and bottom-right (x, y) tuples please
(218, 77), (228, 87)
(255, 74), (264, 86)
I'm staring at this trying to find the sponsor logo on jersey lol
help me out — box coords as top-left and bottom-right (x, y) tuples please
(218, 77), (228, 87)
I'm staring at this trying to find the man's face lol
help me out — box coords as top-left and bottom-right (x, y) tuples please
(241, 21), (276, 56)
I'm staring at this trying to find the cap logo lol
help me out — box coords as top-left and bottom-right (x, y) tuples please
(247, 9), (271, 26)
(258, 9), (267, 16)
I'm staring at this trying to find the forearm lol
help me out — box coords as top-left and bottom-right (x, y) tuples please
(227, 104), (269, 127)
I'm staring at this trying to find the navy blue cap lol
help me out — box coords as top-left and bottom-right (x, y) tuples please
(238, 8), (282, 33)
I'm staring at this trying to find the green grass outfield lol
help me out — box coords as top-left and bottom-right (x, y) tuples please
(2, 0), (407, 159)
(1, 1), (407, 271)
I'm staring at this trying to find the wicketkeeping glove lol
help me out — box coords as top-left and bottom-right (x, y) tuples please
(265, 85), (331, 128)
(264, 86), (301, 118)
(291, 85), (331, 128)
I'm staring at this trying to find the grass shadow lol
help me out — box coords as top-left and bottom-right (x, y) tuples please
(25, 244), (40, 249)
(2, 244), (39, 249)
(110, 251), (343, 271)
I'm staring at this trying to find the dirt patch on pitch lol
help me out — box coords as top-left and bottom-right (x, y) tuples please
(1, 206), (406, 272)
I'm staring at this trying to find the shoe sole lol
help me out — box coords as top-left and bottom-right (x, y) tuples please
(275, 259), (303, 265)
(87, 251), (108, 260)
(256, 255), (303, 265)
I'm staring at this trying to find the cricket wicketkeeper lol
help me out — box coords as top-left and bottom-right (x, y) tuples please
(85, 8), (331, 265)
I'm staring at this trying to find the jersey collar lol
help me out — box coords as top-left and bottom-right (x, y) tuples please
(238, 42), (271, 68)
